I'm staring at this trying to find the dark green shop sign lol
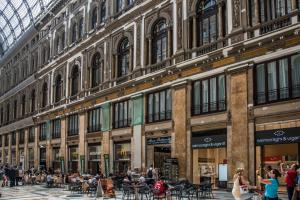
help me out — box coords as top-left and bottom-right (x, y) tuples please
(256, 128), (300, 145)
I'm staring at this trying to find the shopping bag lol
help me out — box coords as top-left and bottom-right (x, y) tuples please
(240, 185), (249, 195)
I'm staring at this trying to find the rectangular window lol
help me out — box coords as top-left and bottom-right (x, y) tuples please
(192, 75), (227, 115)
(40, 123), (47, 141)
(28, 127), (35, 143)
(11, 132), (16, 145)
(52, 119), (61, 139)
(68, 114), (79, 136)
(88, 107), (101, 133)
(255, 54), (300, 104)
(113, 100), (131, 129)
(19, 130), (25, 144)
(147, 89), (172, 123)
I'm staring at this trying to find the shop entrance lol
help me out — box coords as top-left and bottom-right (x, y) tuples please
(154, 146), (171, 176)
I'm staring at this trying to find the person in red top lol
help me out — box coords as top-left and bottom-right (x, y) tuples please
(280, 163), (299, 200)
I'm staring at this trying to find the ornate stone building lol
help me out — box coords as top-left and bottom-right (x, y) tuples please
(0, 0), (300, 186)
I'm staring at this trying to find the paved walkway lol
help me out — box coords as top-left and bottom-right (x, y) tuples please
(0, 184), (289, 200)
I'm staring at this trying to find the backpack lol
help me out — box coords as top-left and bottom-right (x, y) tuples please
(147, 169), (153, 178)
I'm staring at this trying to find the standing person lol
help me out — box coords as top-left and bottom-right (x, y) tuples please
(280, 163), (299, 200)
(147, 165), (154, 178)
(232, 168), (250, 200)
(258, 169), (281, 200)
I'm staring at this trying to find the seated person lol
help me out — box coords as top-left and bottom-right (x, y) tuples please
(46, 174), (53, 187)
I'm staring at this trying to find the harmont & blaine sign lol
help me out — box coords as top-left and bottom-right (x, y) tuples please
(192, 129), (227, 149)
(147, 137), (171, 145)
(256, 127), (300, 145)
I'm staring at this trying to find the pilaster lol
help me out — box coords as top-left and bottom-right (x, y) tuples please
(16, 131), (20, 166)
(24, 129), (29, 170)
(34, 126), (39, 169)
(78, 112), (86, 173)
(8, 134), (11, 165)
(60, 118), (67, 172)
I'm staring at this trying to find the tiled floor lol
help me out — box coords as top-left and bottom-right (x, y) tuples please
(0, 184), (289, 200)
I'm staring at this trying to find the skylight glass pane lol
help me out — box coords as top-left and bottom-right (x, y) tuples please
(0, 16), (6, 27)
(43, 0), (52, 6)
(31, 4), (41, 18)
(11, 0), (22, 9)
(14, 25), (22, 37)
(3, 25), (11, 37)
(3, 5), (14, 19)
(9, 15), (19, 28)
(17, 4), (28, 19)
(7, 34), (14, 46)
(22, 15), (31, 29)
(0, 2), (8, 11)
(27, 0), (37, 8)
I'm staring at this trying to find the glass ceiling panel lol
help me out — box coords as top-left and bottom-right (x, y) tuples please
(0, 0), (59, 57)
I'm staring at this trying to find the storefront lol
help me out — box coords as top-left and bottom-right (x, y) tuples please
(146, 136), (171, 174)
(28, 148), (34, 168)
(88, 143), (101, 175)
(68, 145), (79, 172)
(114, 141), (131, 174)
(52, 148), (60, 171)
(192, 129), (227, 187)
(255, 127), (300, 186)
(11, 149), (16, 165)
(39, 147), (46, 170)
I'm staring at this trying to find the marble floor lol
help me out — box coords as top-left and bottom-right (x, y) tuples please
(0, 184), (289, 200)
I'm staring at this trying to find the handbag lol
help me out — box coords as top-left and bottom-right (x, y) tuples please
(240, 184), (249, 194)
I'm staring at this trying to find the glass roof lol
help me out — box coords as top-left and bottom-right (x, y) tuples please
(0, 0), (56, 55)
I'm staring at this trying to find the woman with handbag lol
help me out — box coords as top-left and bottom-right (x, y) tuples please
(232, 168), (250, 200)
(258, 169), (281, 200)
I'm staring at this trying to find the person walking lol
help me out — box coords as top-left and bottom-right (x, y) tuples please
(281, 163), (299, 200)
(258, 169), (281, 200)
(147, 165), (154, 178)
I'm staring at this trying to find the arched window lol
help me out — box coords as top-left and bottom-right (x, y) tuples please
(61, 31), (65, 50)
(56, 37), (60, 53)
(152, 19), (168, 64)
(127, 0), (134, 6)
(197, 0), (218, 46)
(71, 65), (79, 96)
(72, 23), (77, 43)
(55, 75), (62, 102)
(100, 1), (106, 23)
(259, 0), (292, 23)
(42, 82), (48, 107)
(91, 7), (98, 29)
(91, 53), (101, 87)
(21, 95), (26, 116)
(31, 90), (35, 112)
(118, 38), (130, 77)
(79, 17), (84, 38)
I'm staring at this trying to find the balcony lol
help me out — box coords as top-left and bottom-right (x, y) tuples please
(192, 100), (226, 116)
(147, 110), (172, 124)
(260, 15), (292, 35)
(113, 118), (132, 129)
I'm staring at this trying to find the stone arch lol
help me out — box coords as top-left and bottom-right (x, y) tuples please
(146, 11), (172, 36)
(112, 31), (134, 54)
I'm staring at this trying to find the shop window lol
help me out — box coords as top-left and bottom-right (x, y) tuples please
(91, 7), (97, 29)
(192, 75), (226, 115)
(68, 146), (79, 172)
(88, 107), (101, 133)
(118, 38), (130, 78)
(40, 148), (46, 169)
(40, 123), (47, 141)
(52, 148), (60, 171)
(254, 54), (300, 105)
(114, 142), (131, 174)
(197, 0), (218, 46)
(52, 119), (61, 139)
(91, 52), (102, 87)
(71, 65), (79, 96)
(31, 90), (35, 112)
(152, 19), (168, 64)
(55, 74), (63, 102)
(68, 114), (79, 136)
(42, 82), (48, 107)
(88, 144), (101, 175)
(28, 148), (34, 168)
(28, 127), (35, 143)
(113, 99), (132, 129)
(147, 89), (172, 123)
(19, 130), (25, 144)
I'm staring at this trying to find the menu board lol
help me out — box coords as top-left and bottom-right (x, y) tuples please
(164, 158), (179, 181)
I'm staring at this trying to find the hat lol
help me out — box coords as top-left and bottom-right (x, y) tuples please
(236, 168), (244, 174)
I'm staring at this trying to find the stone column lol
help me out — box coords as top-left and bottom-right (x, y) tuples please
(218, 2), (224, 38)
(292, 0), (297, 10)
(254, 0), (260, 25)
(16, 131), (20, 166)
(186, 81), (192, 182)
(46, 137), (51, 171)
(148, 37), (152, 65)
(167, 27), (172, 58)
(24, 129), (29, 170)
(101, 131), (110, 174)
(78, 112), (86, 174)
(34, 126), (39, 169)
(172, 81), (188, 179)
(60, 117), (67, 172)
(8, 134), (11, 165)
(227, 69), (249, 182)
